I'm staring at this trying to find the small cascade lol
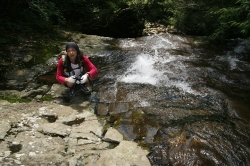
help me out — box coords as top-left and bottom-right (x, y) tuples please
(93, 34), (250, 166)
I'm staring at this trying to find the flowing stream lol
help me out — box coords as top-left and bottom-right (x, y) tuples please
(91, 34), (250, 165)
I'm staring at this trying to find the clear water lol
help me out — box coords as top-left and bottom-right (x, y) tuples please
(92, 34), (250, 166)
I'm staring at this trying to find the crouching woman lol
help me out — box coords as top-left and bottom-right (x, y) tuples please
(56, 42), (98, 96)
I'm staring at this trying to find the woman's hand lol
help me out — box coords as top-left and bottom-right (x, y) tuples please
(65, 76), (76, 87)
(80, 74), (88, 84)
(81, 73), (91, 84)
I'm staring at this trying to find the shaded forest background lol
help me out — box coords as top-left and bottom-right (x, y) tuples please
(1, 0), (250, 44)
(0, 0), (249, 53)
(0, 0), (249, 91)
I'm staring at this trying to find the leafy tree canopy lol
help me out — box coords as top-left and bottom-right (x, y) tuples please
(0, 0), (249, 42)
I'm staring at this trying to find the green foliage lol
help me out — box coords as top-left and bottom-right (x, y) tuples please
(151, 0), (249, 42)
(233, 0), (250, 36)
(127, 0), (151, 6)
(1, 0), (64, 30)
(205, 0), (249, 42)
(0, 0), (65, 47)
(1, 0), (249, 42)
(52, 0), (147, 37)
(0, 94), (53, 103)
(28, 0), (65, 24)
(144, 0), (174, 24)
(41, 94), (53, 101)
(0, 95), (31, 103)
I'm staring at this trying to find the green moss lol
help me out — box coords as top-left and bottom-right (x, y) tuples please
(0, 96), (31, 103)
(41, 94), (53, 101)
(131, 109), (145, 124)
(23, 37), (67, 68)
(111, 114), (122, 128)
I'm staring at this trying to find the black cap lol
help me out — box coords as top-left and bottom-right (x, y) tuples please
(66, 42), (80, 53)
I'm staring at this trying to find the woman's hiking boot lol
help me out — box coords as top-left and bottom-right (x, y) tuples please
(69, 86), (76, 97)
(80, 84), (91, 95)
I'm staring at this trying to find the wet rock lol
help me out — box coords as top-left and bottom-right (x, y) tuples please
(64, 34), (115, 56)
(95, 103), (109, 116)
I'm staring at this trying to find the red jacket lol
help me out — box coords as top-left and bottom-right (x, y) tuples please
(56, 55), (98, 85)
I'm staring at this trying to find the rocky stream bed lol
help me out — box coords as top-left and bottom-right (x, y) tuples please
(1, 29), (250, 166)
(0, 33), (151, 166)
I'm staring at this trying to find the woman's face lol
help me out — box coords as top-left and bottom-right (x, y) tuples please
(67, 48), (77, 62)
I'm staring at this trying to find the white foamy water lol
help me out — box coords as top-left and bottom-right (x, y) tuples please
(118, 52), (200, 95)
(117, 34), (199, 94)
(151, 37), (176, 50)
(117, 34), (202, 95)
(219, 55), (240, 70)
(118, 38), (146, 48)
(234, 40), (250, 53)
(117, 35), (250, 96)
(216, 39), (250, 70)
(119, 53), (163, 85)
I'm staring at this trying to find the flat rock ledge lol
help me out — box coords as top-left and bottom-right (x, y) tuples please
(0, 100), (150, 166)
